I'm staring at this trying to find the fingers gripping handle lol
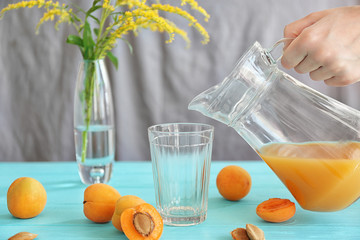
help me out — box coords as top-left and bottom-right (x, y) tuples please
(267, 38), (294, 62)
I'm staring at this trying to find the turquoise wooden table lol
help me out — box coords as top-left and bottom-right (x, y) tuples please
(0, 161), (360, 239)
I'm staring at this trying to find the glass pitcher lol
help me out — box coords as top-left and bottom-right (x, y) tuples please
(188, 40), (360, 212)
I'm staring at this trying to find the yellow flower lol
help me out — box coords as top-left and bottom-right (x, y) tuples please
(1, 0), (72, 31)
(37, 0), (45, 7)
(0, 0), (210, 165)
(103, 0), (115, 12)
(181, 0), (210, 21)
(131, 9), (179, 41)
(151, 3), (208, 44)
(1, 0), (210, 60)
(1, 1), (37, 17)
(194, 22), (210, 44)
(152, 4), (196, 24)
(116, 0), (143, 9)
(36, 5), (71, 32)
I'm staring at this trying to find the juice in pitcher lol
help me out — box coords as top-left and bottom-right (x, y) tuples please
(259, 141), (360, 211)
(188, 40), (360, 211)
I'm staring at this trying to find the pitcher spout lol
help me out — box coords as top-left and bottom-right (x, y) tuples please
(188, 83), (232, 125)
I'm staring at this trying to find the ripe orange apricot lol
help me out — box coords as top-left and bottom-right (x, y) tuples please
(121, 203), (163, 240)
(112, 195), (146, 231)
(256, 198), (296, 223)
(83, 183), (121, 223)
(7, 177), (47, 219)
(216, 165), (251, 201)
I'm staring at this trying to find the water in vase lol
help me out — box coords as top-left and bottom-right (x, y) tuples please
(74, 125), (115, 184)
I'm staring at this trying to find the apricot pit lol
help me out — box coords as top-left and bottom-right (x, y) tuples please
(112, 195), (146, 231)
(133, 212), (155, 236)
(121, 203), (163, 240)
(231, 228), (249, 240)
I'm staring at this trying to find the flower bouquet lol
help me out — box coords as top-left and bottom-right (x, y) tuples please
(0, 0), (209, 183)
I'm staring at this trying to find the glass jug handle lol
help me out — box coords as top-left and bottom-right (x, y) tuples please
(267, 38), (294, 62)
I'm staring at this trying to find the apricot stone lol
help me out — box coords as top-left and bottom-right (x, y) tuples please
(7, 177), (47, 219)
(216, 165), (252, 201)
(83, 183), (121, 223)
(121, 203), (163, 240)
(112, 195), (146, 231)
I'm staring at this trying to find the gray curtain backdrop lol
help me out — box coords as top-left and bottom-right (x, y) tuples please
(1, 0), (359, 162)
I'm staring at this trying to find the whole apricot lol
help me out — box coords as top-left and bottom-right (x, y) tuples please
(112, 195), (146, 231)
(216, 165), (252, 201)
(256, 198), (296, 223)
(7, 177), (47, 219)
(83, 183), (121, 223)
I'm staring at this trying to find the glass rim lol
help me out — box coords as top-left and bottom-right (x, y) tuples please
(148, 122), (214, 134)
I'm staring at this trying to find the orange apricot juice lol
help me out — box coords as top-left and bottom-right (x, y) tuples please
(259, 141), (360, 211)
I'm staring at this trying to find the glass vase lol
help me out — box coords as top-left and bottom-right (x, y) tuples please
(74, 59), (115, 184)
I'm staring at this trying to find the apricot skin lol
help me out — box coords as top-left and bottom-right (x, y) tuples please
(256, 198), (296, 223)
(7, 177), (47, 219)
(112, 195), (146, 231)
(83, 183), (121, 223)
(121, 203), (163, 240)
(216, 165), (252, 201)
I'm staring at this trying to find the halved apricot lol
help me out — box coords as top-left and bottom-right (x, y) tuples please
(256, 198), (296, 223)
(112, 195), (146, 231)
(121, 203), (163, 240)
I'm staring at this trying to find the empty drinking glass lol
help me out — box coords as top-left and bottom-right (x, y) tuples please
(148, 123), (214, 226)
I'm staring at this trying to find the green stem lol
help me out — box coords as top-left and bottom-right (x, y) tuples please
(94, 8), (110, 57)
(81, 61), (96, 163)
(80, 7), (108, 163)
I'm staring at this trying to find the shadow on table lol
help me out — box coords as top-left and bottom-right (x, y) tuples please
(42, 179), (85, 191)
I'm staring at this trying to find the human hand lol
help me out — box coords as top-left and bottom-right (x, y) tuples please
(281, 6), (360, 86)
